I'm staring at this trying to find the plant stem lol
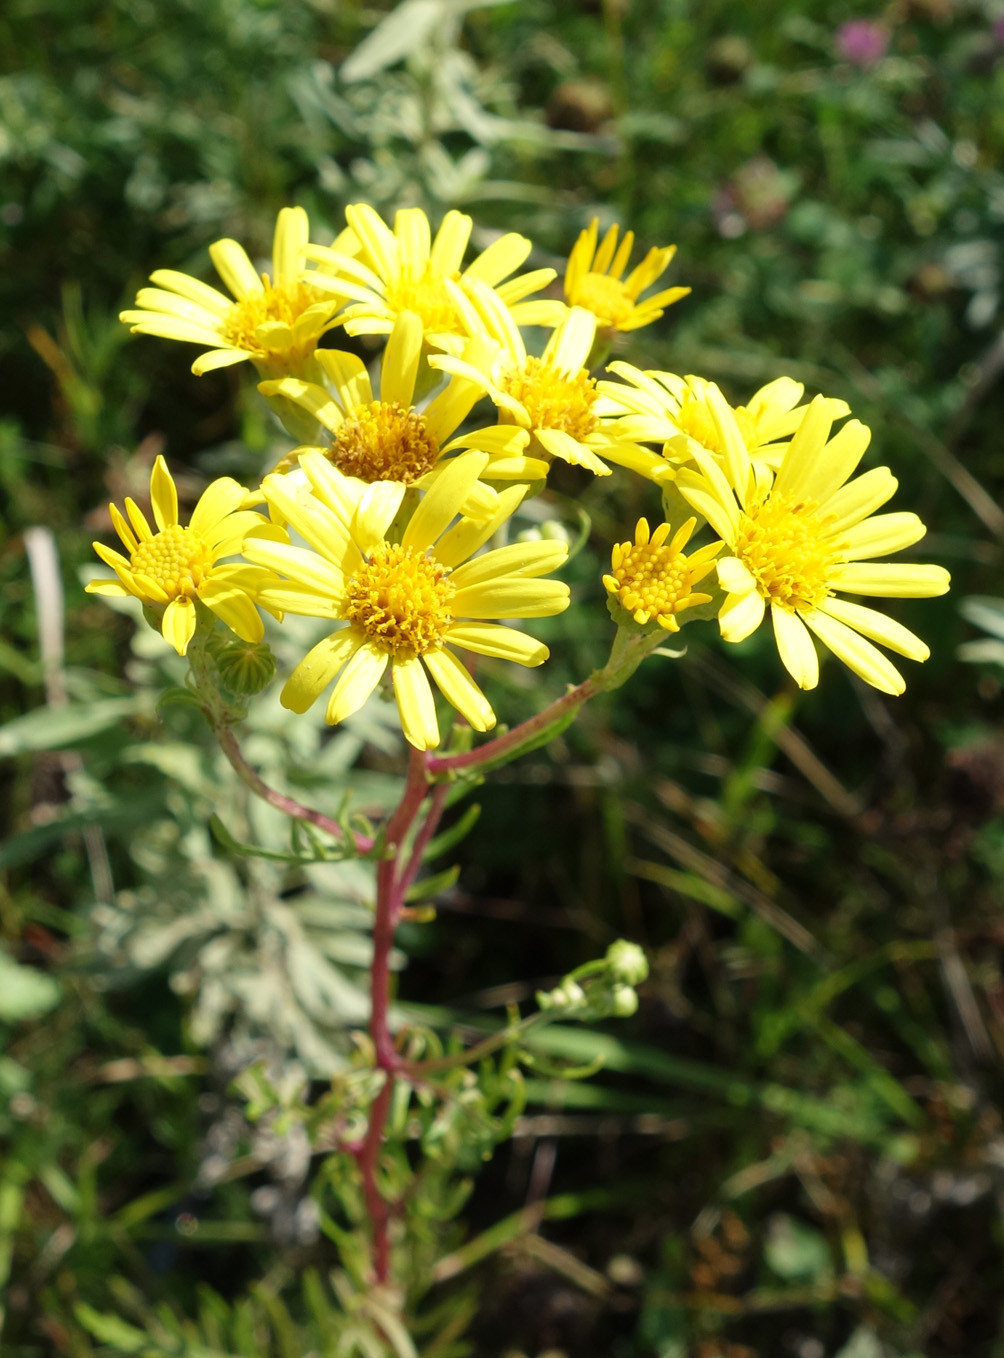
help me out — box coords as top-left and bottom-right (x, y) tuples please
(187, 631), (373, 854)
(361, 742), (441, 1284)
(426, 629), (666, 777)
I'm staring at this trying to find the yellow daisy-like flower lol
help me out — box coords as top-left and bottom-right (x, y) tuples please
(258, 312), (547, 508)
(595, 366), (851, 482)
(431, 279), (647, 478)
(86, 456), (274, 655)
(120, 207), (340, 379)
(303, 204), (556, 353)
(604, 518), (722, 631)
(676, 388), (951, 695)
(240, 450), (570, 750)
(561, 219), (690, 336)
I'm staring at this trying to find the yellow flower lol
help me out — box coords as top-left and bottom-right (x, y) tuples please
(595, 366), (851, 482)
(431, 280), (646, 478)
(241, 451), (570, 750)
(120, 208), (340, 378)
(258, 312), (547, 510)
(303, 204), (555, 353)
(604, 518), (722, 631)
(676, 388), (951, 694)
(562, 219), (689, 336)
(86, 457), (274, 655)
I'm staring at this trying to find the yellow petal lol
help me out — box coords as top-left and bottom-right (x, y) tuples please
(772, 607), (819, 690)
(401, 450), (489, 552)
(839, 511), (926, 561)
(325, 642), (389, 725)
(380, 311), (423, 408)
(717, 555), (757, 595)
(395, 207), (431, 273)
(273, 206), (309, 287)
(161, 597), (198, 655)
(450, 540), (567, 590)
(199, 580), (264, 643)
(464, 232), (532, 286)
(345, 203), (399, 282)
(445, 622), (548, 666)
(828, 563), (950, 598)
(352, 481), (407, 553)
(392, 654), (440, 750)
(821, 466), (899, 533)
(452, 578), (570, 619)
(281, 630), (361, 713)
(192, 348), (252, 375)
(241, 538), (345, 595)
(423, 647), (496, 732)
(429, 209), (473, 277)
(150, 455), (178, 532)
(542, 308), (595, 374)
(209, 239), (263, 301)
(434, 485), (527, 569)
(796, 419), (871, 506)
(317, 349), (373, 410)
(718, 587), (765, 643)
(189, 477), (246, 538)
(819, 597), (929, 661)
(148, 268), (233, 316)
(803, 609), (905, 695)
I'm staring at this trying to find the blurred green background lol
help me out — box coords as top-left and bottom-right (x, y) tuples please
(4, 0), (1004, 1353)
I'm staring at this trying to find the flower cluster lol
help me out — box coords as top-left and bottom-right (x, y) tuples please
(93, 203), (949, 750)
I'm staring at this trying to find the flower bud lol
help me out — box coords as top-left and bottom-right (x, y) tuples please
(605, 939), (648, 986)
(215, 639), (277, 696)
(608, 984), (639, 1018)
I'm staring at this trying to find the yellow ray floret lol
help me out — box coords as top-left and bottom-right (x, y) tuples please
(595, 366), (852, 482)
(557, 219), (690, 336)
(604, 518), (722, 631)
(120, 207), (340, 379)
(241, 450), (570, 750)
(302, 204), (556, 354)
(86, 456), (275, 655)
(258, 312), (548, 508)
(430, 279), (647, 479)
(675, 388), (951, 695)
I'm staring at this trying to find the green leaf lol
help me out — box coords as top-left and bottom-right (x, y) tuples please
(424, 803), (480, 860)
(406, 864), (460, 903)
(73, 1303), (148, 1351)
(0, 697), (145, 757)
(764, 1213), (833, 1282)
(0, 952), (61, 1021)
(210, 814), (346, 865)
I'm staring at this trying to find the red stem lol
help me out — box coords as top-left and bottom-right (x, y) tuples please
(214, 720), (374, 854)
(426, 676), (598, 776)
(359, 742), (437, 1284)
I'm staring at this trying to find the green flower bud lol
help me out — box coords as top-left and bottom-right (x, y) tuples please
(605, 939), (648, 986)
(608, 984), (639, 1017)
(214, 639), (277, 696)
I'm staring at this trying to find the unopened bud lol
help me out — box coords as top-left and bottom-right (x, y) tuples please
(608, 984), (639, 1017)
(215, 639), (277, 696)
(605, 939), (648, 986)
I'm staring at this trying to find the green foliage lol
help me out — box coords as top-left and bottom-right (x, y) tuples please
(5, 0), (1004, 1354)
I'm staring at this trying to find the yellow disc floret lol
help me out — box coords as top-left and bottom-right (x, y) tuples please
(603, 518), (720, 631)
(569, 273), (636, 331)
(130, 524), (212, 600)
(343, 543), (456, 658)
(331, 401), (441, 484)
(384, 268), (462, 336)
(734, 495), (842, 611)
(501, 357), (599, 442)
(223, 276), (331, 362)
